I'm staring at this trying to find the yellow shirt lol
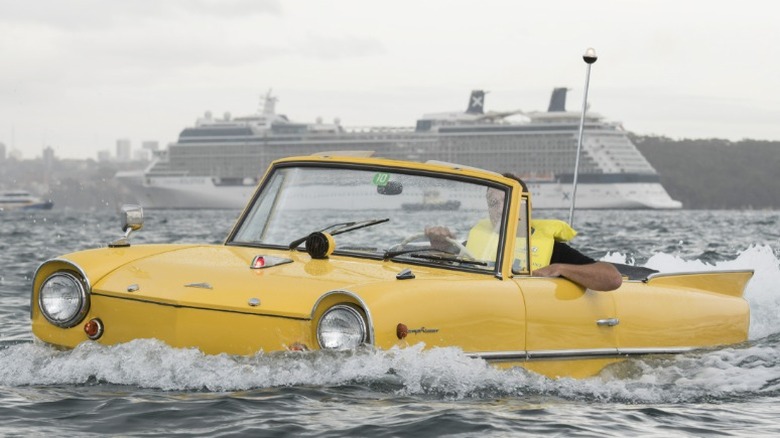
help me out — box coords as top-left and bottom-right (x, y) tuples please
(465, 219), (576, 270)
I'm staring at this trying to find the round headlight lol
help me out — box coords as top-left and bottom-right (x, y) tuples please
(38, 272), (89, 328)
(317, 305), (367, 350)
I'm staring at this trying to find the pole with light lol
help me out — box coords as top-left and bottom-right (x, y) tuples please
(568, 47), (598, 226)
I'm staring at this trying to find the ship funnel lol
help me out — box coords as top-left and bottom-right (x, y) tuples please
(262, 89), (278, 115)
(466, 90), (486, 114)
(548, 88), (569, 112)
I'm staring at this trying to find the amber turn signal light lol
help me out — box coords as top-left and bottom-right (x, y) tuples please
(84, 318), (104, 340)
(396, 323), (408, 340)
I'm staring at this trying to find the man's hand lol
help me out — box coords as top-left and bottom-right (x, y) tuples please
(424, 226), (455, 251)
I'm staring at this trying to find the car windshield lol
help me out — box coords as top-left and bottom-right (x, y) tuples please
(229, 164), (512, 273)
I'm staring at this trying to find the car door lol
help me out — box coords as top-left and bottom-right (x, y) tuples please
(514, 277), (619, 360)
(509, 192), (619, 361)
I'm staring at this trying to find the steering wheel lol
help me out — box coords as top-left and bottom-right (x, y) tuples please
(396, 233), (476, 260)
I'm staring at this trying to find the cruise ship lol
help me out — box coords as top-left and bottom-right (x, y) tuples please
(115, 89), (682, 210)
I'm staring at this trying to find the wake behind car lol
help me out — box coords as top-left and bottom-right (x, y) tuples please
(31, 154), (752, 378)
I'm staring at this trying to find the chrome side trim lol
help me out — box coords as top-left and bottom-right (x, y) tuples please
(468, 346), (698, 363)
(311, 290), (375, 346)
(646, 269), (754, 281)
(617, 346), (696, 355)
(468, 351), (528, 361)
(90, 292), (309, 320)
(527, 348), (618, 359)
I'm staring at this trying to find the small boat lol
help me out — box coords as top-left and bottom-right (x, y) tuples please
(401, 190), (461, 211)
(0, 191), (54, 211)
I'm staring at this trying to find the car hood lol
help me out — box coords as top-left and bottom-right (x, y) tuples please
(60, 244), (423, 319)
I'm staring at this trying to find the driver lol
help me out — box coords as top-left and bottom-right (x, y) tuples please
(425, 174), (622, 291)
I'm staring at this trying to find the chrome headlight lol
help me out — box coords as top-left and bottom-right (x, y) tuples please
(38, 272), (89, 328)
(317, 305), (367, 350)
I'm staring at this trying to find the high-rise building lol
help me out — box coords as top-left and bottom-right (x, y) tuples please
(116, 139), (132, 162)
(97, 150), (112, 162)
(43, 146), (55, 166)
(0, 142), (6, 162)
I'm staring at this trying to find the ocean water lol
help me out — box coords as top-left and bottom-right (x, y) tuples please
(1, 209), (779, 437)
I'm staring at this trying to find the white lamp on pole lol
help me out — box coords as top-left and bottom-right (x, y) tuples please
(568, 47), (598, 226)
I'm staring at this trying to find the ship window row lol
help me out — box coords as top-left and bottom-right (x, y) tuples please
(165, 132), (641, 178)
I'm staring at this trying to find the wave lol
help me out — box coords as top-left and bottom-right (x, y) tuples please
(2, 333), (780, 404)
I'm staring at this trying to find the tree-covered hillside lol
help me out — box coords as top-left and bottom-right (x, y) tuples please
(632, 136), (780, 209)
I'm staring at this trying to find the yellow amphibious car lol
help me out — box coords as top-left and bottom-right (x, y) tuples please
(31, 155), (752, 378)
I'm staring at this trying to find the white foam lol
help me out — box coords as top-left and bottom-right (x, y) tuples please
(2, 336), (777, 404)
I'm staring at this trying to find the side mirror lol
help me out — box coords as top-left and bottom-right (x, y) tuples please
(120, 204), (144, 232)
(377, 180), (403, 195)
(109, 204), (144, 247)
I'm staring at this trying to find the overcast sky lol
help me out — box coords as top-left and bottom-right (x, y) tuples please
(1, 0), (778, 159)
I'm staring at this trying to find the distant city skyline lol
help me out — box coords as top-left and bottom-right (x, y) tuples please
(1, 0), (779, 159)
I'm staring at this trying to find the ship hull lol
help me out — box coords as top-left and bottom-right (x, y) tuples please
(19, 201), (55, 210)
(116, 172), (256, 210)
(530, 181), (682, 209)
(118, 173), (681, 210)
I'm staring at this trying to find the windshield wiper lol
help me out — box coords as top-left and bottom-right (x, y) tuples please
(288, 218), (390, 250)
(383, 248), (488, 266)
(383, 247), (443, 259)
(409, 253), (488, 266)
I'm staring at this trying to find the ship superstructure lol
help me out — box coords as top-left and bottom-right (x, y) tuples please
(116, 89), (681, 209)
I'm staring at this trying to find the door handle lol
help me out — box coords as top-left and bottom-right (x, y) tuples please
(596, 318), (620, 327)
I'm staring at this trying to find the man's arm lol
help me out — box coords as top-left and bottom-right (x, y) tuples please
(533, 242), (623, 291)
(533, 261), (623, 291)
